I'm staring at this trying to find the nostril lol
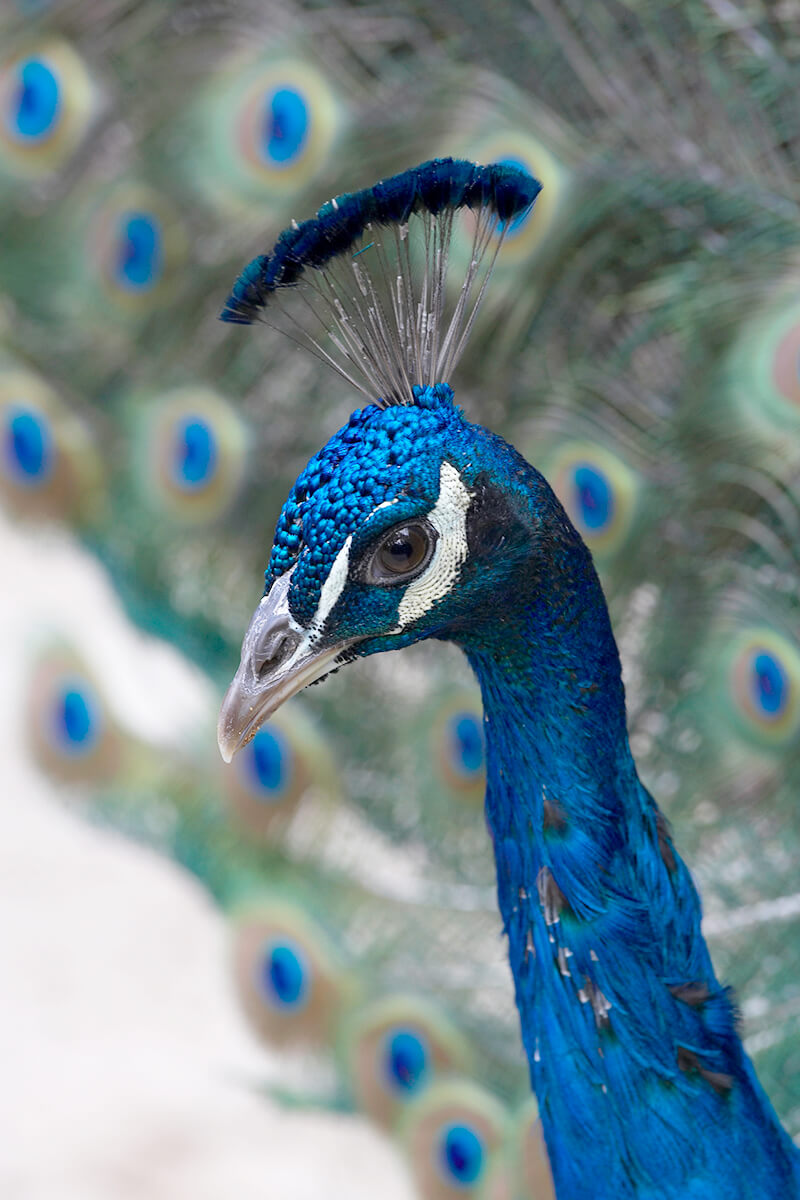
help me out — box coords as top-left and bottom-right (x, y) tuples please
(253, 621), (302, 678)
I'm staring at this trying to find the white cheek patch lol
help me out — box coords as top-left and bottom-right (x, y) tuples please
(395, 461), (471, 631)
(309, 533), (352, 639)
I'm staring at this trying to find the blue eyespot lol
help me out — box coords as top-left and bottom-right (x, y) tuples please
(8, 58), (60, 141)
(263, 87), (308, 165)
(431, 696), (486, 799)
(52, 682), (98, 755)
(1, 43), (94, 178)
(260, 940), (308, 1009)
(3, 407), (52, 485)
(116, 212), (163, 290)
(171, 417), (217, 490)
(61, 689), (91, 744)
(727, 629), (799, 745)
(232, 63), (338, 196)
(546, 441), (638, 558)
(439, 1122), (485, 1187)
(245, 726), (291, 798)
(574, 463), (613, 531)
(147, 389), (246, 522)
(448, 713), (484, 778)
(751, 650), (788, 718)
(384, 1029), (430, 1094)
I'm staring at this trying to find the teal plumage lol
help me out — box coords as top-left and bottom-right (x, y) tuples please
(3, 1), (800, 1195)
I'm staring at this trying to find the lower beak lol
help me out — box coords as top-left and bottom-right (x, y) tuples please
(217, 572), (353, 763)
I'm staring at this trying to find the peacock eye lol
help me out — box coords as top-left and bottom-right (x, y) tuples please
(368, 521), (435, 584)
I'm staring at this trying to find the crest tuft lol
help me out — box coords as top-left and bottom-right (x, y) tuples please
(221, 158), (541, 406)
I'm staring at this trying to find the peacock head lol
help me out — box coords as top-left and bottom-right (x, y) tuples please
(216, 158), (570, 761)
(218, 381), (559, 761)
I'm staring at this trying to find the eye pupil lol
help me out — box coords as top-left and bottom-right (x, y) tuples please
(373, 523), (431, 579)
(387, 535), (414, 562)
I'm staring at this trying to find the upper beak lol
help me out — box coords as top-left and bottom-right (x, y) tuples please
(217, 571), (353, 763)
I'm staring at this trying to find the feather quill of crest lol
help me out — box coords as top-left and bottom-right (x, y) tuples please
(221, 158), (541, 405)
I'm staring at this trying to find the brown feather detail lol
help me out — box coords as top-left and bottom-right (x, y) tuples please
(537, 865), (569, 924)
(669, 981), (711, 1008)
(677, 1047), (734, 1095)
(655, 810), (676, 872)
(583, 977), (612, 1029)
(543, 797), (568, 832)
(698, 1067), (735, 1095)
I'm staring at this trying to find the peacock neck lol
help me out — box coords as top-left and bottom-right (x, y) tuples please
(461, 548), (800, 1199)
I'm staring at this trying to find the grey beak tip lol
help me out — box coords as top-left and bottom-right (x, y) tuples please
(217, 680), (242, 763)
(217, 730), (235, 764)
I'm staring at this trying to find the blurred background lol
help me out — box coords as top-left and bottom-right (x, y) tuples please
(1, 1), (799, 1197)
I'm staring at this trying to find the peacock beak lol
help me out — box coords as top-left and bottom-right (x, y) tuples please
(217, 571), (353, 763)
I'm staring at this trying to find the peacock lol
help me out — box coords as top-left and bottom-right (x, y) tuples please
(4, 1), (800, 1197)
(215, 158), (800, 1198)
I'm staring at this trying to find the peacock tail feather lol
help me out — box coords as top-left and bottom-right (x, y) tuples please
(0, 356), (102, 524)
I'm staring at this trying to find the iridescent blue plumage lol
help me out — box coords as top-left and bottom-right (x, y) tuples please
(219, 159), (800, 1198)
(263, 383), (459, 611)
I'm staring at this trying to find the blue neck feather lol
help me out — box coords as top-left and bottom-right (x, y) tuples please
(454, 467), (800, 1198)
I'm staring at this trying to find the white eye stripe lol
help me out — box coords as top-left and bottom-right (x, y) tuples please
(282, 534), (352, 671)
(310, 533), (352, 637)
(394, 461), (471, 631)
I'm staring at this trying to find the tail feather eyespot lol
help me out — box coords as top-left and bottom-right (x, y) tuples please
(401, 1079), (508, 1199)
(26, 650), (121, 785)
(129, 387), (247, 524)
(343, 996), (470, 1128)
(231, 899), (346, 1047)
(0, 40), (95, 177)
(0, 367), (101, 524)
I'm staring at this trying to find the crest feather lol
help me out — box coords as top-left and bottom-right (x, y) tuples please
(221, 158), (541, 406)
